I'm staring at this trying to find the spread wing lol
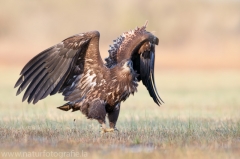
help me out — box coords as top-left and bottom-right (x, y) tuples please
(15, 31), (105, 104)
(105, 25), (163, 105)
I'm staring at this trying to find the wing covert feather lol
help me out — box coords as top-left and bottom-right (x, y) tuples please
(15, 31), (104, 104)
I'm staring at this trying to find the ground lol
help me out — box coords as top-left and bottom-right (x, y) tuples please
(0, 68), (239, 159)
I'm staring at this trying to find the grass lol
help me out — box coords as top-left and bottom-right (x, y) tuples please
(0, 67), (240, 159)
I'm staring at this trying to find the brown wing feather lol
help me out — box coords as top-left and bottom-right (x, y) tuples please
(105, 25), (163, 105)
(15, 31), (105, 104)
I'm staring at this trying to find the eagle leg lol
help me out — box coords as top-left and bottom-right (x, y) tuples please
(107, 103), (121, 130)
(88, 99), (106, 121)
(86, 99), (114, 134)
(57, 102), (81, 112)
(57, 102), (74, 111)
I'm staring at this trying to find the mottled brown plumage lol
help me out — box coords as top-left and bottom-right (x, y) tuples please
(15, 23), (163, 132)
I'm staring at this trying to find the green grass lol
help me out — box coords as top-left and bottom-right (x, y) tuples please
(0, 68), (240, 159)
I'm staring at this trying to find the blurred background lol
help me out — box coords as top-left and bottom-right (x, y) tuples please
(0, 0), (240, 119)
(1, 0), (240, 69)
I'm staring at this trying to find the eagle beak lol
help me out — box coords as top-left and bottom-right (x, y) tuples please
(153, 37), (159, 45)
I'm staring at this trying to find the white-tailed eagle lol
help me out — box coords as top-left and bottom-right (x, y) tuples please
(15, 23), (163, 133)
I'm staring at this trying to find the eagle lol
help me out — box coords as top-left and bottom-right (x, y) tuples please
(14, 22), (163, 133)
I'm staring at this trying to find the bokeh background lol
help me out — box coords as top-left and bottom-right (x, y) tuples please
(1, 0), (240, 125)
(1, 0), (240, 69)
(0, 0), (240, 118)
(1, 0), (240, 116)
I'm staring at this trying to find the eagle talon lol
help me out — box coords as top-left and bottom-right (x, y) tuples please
(100, 128), (120, 135)
(101, 128), (114, 134)
(114, 128), (119, 132)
